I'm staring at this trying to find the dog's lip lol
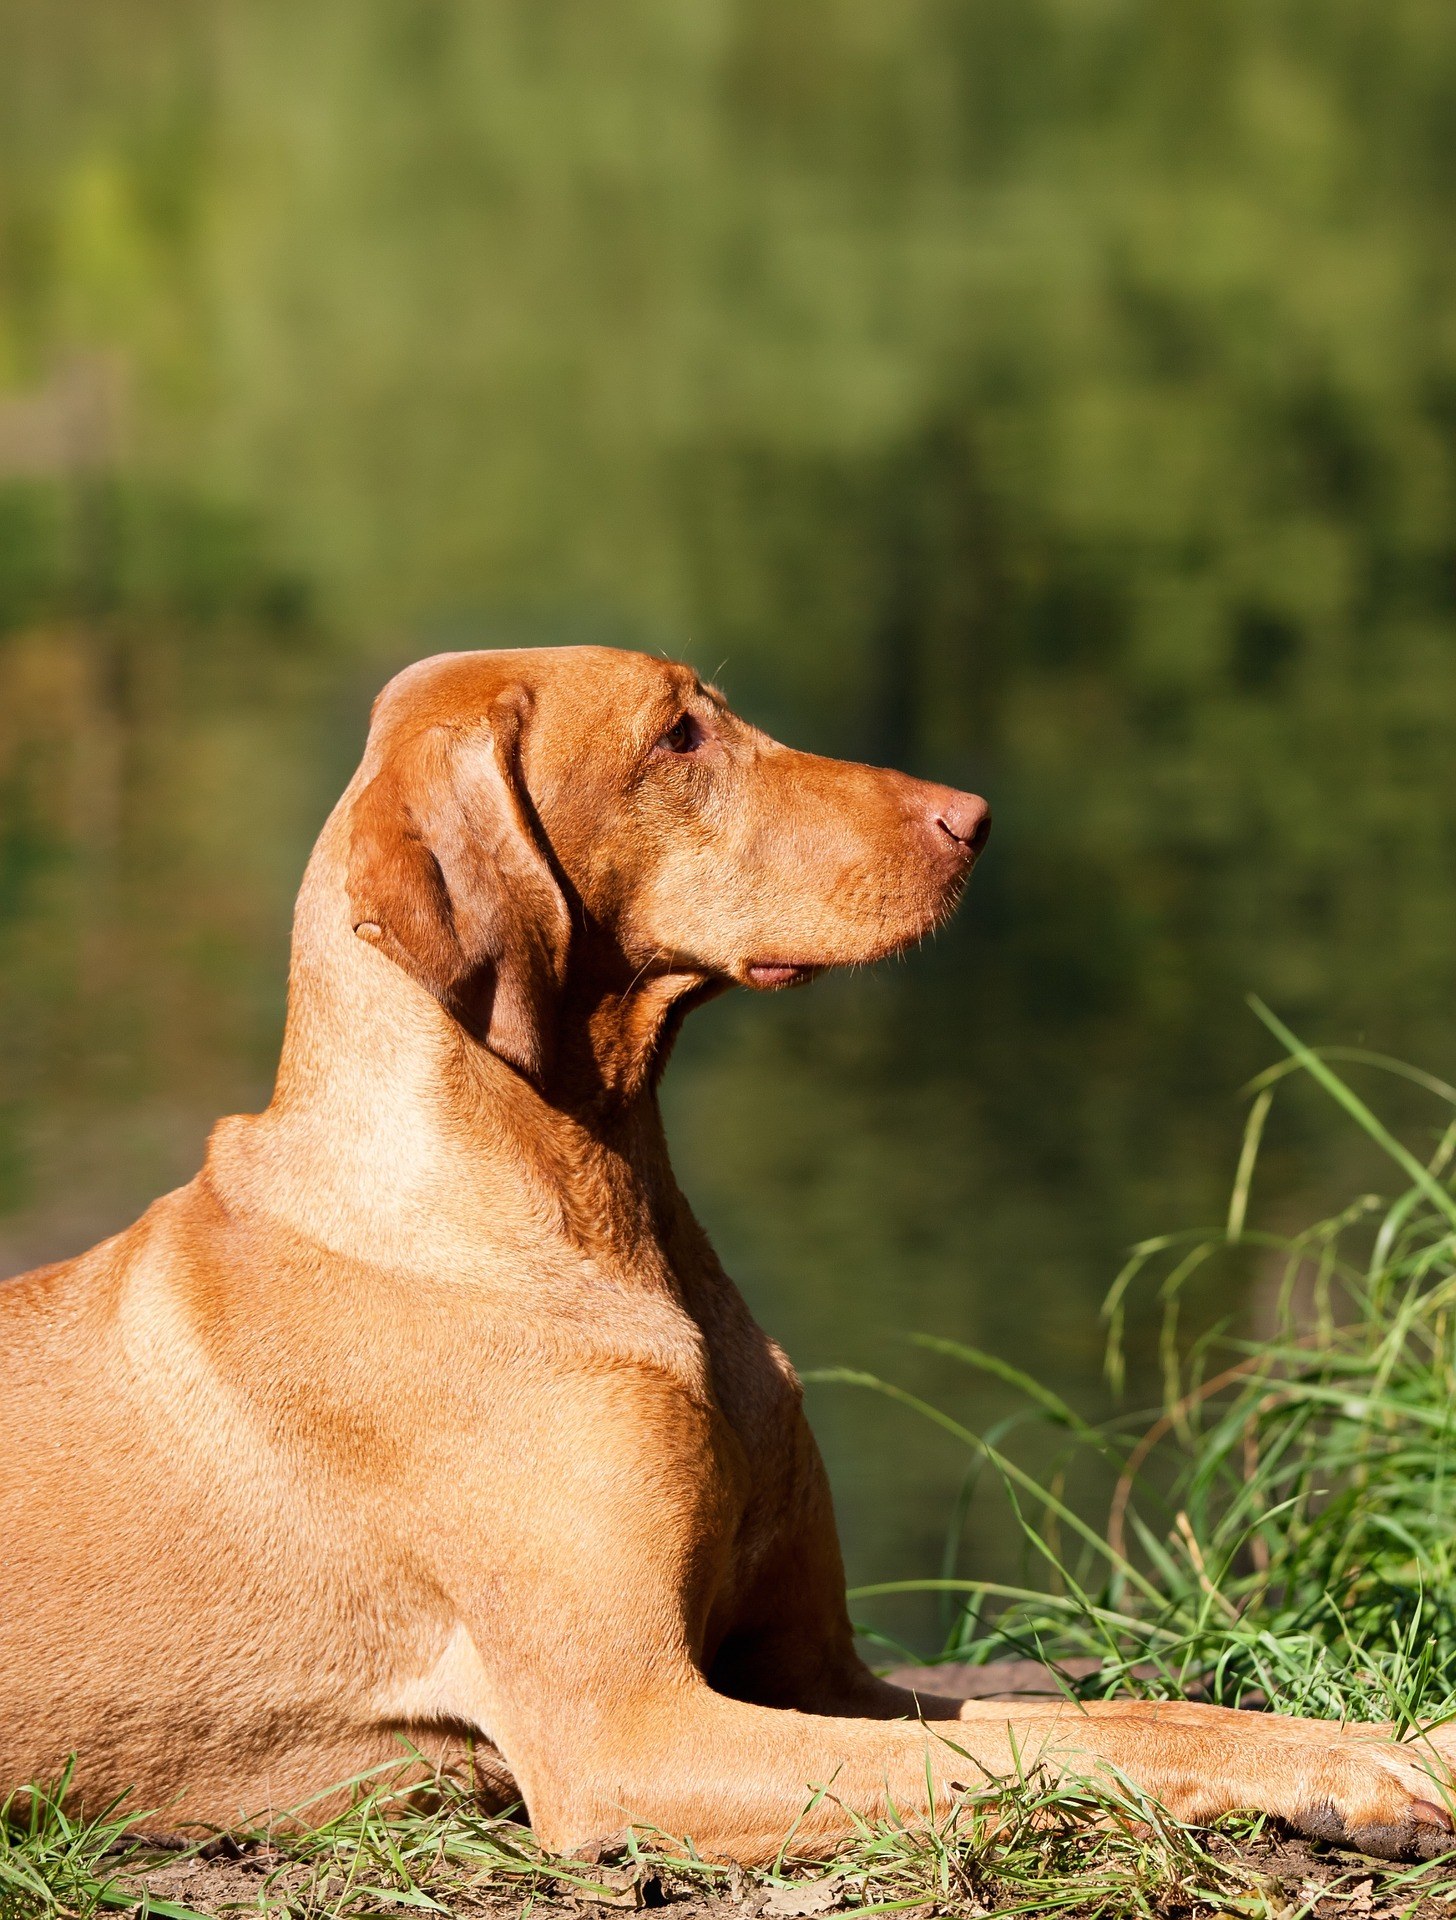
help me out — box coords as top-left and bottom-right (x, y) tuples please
(744, 961), (823, 989)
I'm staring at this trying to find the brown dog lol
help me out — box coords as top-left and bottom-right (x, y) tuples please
(1, 646), (1451, 1859)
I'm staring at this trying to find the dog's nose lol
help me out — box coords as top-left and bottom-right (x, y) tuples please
(932, 790), (992, 860)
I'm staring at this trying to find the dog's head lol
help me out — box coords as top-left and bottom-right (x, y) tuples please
(346, 647), (989, 1090)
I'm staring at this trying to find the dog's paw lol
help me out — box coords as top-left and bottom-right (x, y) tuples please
(1291, 1741), (1454, 1861)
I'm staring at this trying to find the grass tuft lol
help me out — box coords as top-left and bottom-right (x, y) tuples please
(837, 1009), (1456, 1734)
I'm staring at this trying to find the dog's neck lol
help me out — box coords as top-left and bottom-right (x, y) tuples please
(206, 813), (707, 1282)
(553, 953), (726, 1108)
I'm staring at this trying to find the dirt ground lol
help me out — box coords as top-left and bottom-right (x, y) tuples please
(117, 1829), (1453, 1920)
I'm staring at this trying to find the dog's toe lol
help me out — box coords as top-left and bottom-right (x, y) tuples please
(1295, 1753), (1455, 1861)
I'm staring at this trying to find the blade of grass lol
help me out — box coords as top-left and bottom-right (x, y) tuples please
(1248, 997), (1456, 1228)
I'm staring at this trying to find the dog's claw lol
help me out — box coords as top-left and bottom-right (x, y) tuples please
(1400, 1812), (1456, 1863)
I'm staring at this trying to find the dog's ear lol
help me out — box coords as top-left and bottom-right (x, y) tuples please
(345, 696), (571, 1085)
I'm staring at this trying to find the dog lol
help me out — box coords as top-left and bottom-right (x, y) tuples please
(2, 645), (1451, 1860)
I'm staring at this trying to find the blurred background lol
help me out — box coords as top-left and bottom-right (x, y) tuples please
(2, 0), (1454, 1652)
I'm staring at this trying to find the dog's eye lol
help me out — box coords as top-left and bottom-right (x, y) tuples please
(657, 714), (699, 754)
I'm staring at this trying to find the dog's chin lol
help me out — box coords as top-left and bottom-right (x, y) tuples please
(737, 881), (972, 991)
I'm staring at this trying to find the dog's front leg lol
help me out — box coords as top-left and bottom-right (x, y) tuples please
(488, 1671), (1453, 1864)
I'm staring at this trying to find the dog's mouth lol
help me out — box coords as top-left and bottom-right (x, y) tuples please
(744, 961), (824, 990)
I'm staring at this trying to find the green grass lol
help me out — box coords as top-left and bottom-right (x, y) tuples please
(9, 1001), (1456, 1917)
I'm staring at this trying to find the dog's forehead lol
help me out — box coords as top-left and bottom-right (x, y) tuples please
(532, 646), (695, 720)
(373, 647), (694, 736)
